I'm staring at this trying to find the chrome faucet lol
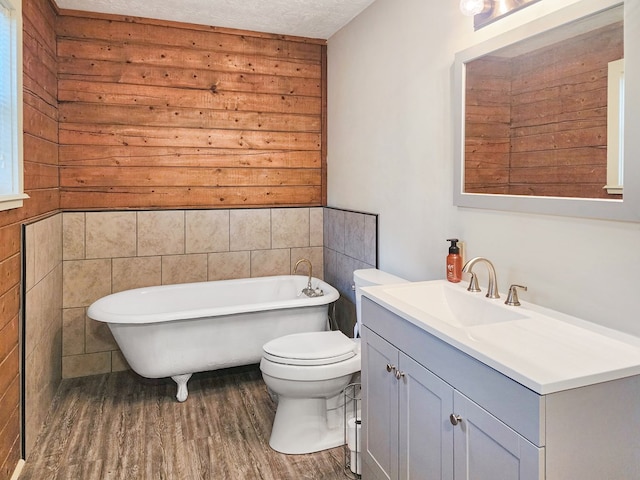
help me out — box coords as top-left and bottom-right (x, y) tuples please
(461, 257), (500, 299)
(294, 258), (323, 297)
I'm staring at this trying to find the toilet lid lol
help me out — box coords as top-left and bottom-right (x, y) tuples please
(263, 331), (356, 366)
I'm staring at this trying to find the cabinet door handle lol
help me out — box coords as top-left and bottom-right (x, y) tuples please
(386, 364), (396, 373)
(449, 414), (462, 426)
(395, 370), (405, 380)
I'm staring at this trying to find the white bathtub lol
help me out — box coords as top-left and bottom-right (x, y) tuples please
(87, 275), (339, 401)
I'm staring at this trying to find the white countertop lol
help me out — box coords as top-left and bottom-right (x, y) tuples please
(362, 280), (640, 395)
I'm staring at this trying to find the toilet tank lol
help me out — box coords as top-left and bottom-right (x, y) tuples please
(353, 269), (407, 338)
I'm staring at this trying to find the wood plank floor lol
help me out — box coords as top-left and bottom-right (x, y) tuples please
(20, 365), (349, 480)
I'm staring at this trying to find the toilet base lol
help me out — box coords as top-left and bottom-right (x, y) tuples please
(268, 395), (346, 454)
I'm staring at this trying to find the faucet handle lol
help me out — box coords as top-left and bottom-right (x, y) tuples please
(505, 284), (527, 306)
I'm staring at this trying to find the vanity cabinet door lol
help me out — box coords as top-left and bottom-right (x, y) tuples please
(452, 391), (544, 480)
(398, 352), (454, 480)
(362, 327), (399, 480)
(363, 327), (456, 480)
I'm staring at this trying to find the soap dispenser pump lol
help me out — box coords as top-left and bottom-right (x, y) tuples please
(446, 238), (462, 283)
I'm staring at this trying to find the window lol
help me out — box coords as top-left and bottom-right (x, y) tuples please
(0, 0), (26, 211)
(605, 58), (624, 195)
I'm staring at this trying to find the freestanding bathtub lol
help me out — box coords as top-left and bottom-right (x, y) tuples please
(87, 275), (339, 402)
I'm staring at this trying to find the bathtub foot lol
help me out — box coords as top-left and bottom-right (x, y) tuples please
(171, 374), (192, 402)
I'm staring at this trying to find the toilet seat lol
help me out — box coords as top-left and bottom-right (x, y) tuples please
(263, 331), (356, 366)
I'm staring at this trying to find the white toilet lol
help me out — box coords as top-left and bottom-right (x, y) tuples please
(260, 268), (407, 454)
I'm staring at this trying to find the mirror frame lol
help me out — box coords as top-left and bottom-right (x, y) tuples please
(454, 0), (640, 222)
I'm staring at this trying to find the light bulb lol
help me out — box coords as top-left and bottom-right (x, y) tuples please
(459, 0), (485, 16)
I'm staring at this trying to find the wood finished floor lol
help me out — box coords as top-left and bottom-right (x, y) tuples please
(20, 365), (348, 480)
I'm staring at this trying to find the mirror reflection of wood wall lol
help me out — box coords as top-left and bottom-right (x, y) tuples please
(465, 21), (623, 199)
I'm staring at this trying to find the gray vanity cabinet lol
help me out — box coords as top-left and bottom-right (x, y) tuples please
(362, 328), (454, 479)
(361, 295), (640, 480)
(362, 324), (539, 480)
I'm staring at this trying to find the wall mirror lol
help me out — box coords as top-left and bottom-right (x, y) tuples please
(454, 0), (640, 222)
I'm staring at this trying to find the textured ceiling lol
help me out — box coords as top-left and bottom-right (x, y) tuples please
(55, 0), (376, 39)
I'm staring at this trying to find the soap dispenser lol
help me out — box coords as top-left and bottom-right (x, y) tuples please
(446, 238), (462, 283)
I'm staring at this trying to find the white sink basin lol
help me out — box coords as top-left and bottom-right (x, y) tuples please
(363, 279), (640, 394)
(377, 280), (527, 327)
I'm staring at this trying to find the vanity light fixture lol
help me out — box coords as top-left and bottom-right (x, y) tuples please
(459, 0), (486, 16)
(460, 0), (542, 29)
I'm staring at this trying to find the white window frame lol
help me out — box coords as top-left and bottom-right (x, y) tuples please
(604, 58), (624, 195)
(0, 0), (27, 211)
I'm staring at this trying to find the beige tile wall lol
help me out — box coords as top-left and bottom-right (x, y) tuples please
(61, 207), (324, 378)
(24, 213), (63, 456)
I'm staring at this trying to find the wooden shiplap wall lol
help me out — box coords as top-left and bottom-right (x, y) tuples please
(465, 22), (623, 198)
(56, 11), (327, 210)
(0, 0), (59, 478)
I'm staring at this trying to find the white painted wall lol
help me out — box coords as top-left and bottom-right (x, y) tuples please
(327, 0), (640, 336)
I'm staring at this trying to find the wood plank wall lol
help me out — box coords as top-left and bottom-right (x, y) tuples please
(56, 11), (327, 210)
(0, 0), (59, 478)
(465, 22), (623, 198)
